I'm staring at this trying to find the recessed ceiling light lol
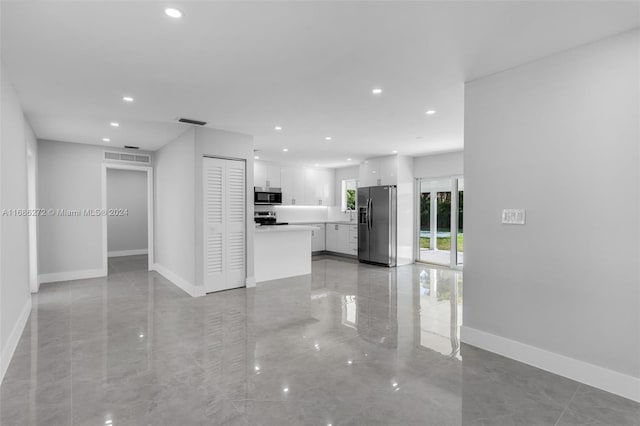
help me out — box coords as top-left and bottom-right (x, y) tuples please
(274, 126), (283, 131)
(164, 8), (183, 18)
(122, 96), (134, 102)
(110, 122), (119, 127)
(102, 138), (111, 142)
(425, 110), (436, 115)
(347, 158), (352, 161)
(325, 136), (332, 141)
(282, 148), (288, 152)
(254, 155), (260, 160)
(392, 150), (397, 154)
(371, 88), (383, 95)
(314, 163), (319, 167)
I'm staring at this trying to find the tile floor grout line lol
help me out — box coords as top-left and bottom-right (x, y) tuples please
(553, 384), (580, 426)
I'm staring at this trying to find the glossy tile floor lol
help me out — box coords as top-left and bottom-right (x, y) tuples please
(1, 256), (639, 425)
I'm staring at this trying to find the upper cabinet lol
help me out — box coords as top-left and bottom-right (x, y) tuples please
(256, 161), (335, 206)
(303, 168), (334, 206)
(358, 155), (398, 187)
(281, 167), (305, 205)
(254, 161), (267, 188)
(317, 169), (334, 206)
(254, 161), (281, 188)
(266, 164), (281, 188)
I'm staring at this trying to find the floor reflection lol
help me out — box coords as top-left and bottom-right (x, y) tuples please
(416, 267), (463, 359)
(1, 257), (637, 426)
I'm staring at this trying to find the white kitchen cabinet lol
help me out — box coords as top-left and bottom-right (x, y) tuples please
(280, 167), (293, 205)
(273, 165), (335, 206)
(358, 156), (398, 187)
(311, 224), (325, 252)
(325, 223), (356, 255)
(254, 161), (267, 188)
(318, 169), (334, 206)
(302, 168), (334, 206)
(379, 156), (396, 185)
(348, 224), (358, 256)
(281, 167), (304, 205)
(266, 164), (281, 188)
(292, 168), (305, 205)
(325, 223), (339, 252)
(337, 224), (350, 253)
(304, 168), (319, 205)
(254, 161), (282, 188)
(358, 158), (380, 187)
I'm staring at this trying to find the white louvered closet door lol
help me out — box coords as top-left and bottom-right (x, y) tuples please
(203, 157), (246, 293)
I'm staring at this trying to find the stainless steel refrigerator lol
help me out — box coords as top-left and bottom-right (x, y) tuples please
(357, 185), (397, 266)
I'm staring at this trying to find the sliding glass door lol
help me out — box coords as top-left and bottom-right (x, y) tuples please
(456, 178), (464, 266)
(417, 176), (463, 267)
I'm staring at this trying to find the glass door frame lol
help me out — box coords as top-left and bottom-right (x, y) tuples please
(414, 175), (463, 269)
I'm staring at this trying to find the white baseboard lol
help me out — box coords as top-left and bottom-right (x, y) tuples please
(108, 249), (148, 258)
(38, 268), (106, 284)
(245, 276), (256, 288)
(0, 297), (32, 384)
(150, 263), (204, 297)
(461, 326), (640, 403)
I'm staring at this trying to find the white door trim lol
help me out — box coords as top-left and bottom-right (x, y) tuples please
(101, 163), (154, 274)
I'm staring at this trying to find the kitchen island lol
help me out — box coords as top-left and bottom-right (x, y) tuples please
(254, 225), (317, 283)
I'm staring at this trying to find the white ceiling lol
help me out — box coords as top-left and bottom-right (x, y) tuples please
(2, 1), (638, 168)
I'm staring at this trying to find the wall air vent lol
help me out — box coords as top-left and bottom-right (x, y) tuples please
(178, 118), (207, 126)
(104, 151), (151, 164)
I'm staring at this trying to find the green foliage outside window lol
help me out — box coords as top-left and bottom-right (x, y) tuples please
(346, 189), (356, 211)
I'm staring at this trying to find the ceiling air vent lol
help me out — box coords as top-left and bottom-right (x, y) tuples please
(178, 118), (207, 126)
(104, 151), (151, 164)
(124, 145), (139, 149)
(121, 153), (136, 162)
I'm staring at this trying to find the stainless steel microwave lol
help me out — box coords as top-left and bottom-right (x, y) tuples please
(254, 187), (282, 205)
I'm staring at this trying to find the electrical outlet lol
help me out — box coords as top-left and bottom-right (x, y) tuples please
(502, 209), (526, 225)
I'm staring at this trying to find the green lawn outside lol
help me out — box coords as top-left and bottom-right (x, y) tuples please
(420, 235), (464, 252)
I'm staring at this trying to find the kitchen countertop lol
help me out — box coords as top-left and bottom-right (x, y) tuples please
(286, 221), (357, 225)
(255, 224), (318, 233)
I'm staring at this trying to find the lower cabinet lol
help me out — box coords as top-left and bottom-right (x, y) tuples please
(326, 223), (339, 252)
(311, 224), (325, 252)
(325, 223), (357, 256)
(348, 225), (358, 256)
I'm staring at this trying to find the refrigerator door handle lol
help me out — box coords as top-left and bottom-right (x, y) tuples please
(369, 198), (373, 231)
(366, 199), (369, 230)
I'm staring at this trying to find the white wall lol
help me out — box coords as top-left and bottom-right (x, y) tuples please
(413, 151), (463, 179)
(26, 123), (38, 292)
(257, 205), (329, 223)
(38, 140), (153, 281)
(107, 169), (147, 255)
(153, 126), (255, 295)
(396, 155), (415, 265)
(154, 128), (196, 288)
(463, 30), (639, 401)
(194, 126), (254, 289)
(0, 68), (33, 382)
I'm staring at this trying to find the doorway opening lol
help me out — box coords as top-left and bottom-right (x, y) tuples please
(417, 176), (463, 267)
(102, 164), (154, 275)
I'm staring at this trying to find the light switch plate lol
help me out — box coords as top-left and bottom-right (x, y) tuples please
(502, 209), (526, 225)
